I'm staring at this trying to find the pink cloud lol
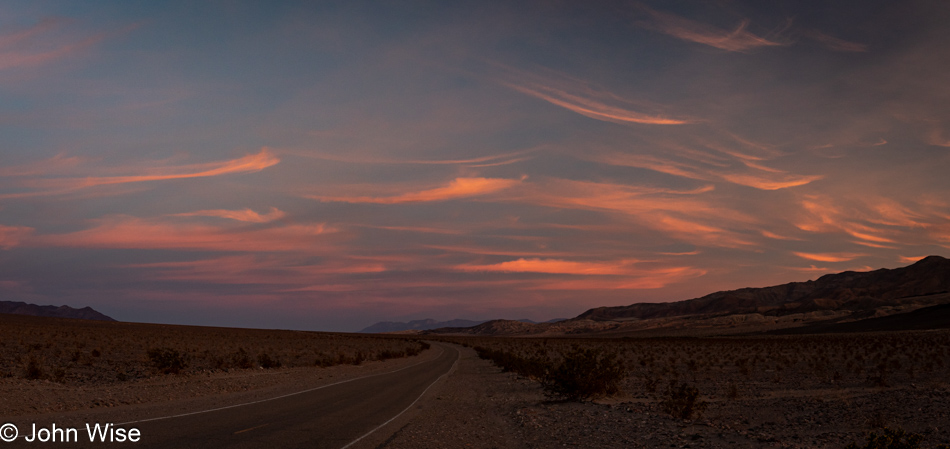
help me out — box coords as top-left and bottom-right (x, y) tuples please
(4, 149), (280, 199)
(172, 207), (286, 223)
(0, 225), (34, 249)
(456, 258), (640, 275)
(636, 5), (786, 52)
(792, 251), (864, 263)
(31, 216), (335, 252)
(800, 29), (868, 52)
(314, 177), (521, 204)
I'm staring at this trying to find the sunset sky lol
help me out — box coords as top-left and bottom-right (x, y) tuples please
(2, 1), (950, 331)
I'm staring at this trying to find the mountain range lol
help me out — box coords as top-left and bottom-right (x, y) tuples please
(424, 255), (950, 337)
(0, 301), (115, 321)
(360, 317), (567, 333)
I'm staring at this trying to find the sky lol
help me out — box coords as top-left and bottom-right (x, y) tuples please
(2, 1), (950, 332)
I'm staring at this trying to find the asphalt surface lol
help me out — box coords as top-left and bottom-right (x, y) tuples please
(7, 343), (458, 449)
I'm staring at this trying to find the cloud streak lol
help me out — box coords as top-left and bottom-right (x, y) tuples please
(2, 149), (279, 199)
(635, 5), (787, 52)
(172, 207), (286, 223)
(31, 216), (334, 252)
(313, 177), (521, 204)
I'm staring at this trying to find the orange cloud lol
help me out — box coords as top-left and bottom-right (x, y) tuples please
(718, 172), (823, 190)
(800, 29), (868, 52)
(0, 225), (34, 249)
(898, 255), (928, 264)
(0, 18), (132, 72)
(594, 150), (822, 191)
(526, 266), (707, 290)
(32, 216), (334, 252)
(512, 178), (756, 248)
(283, 147), (537, 166)
(792, 252), (864, 263)
(172, 207), (286, 223)
(6, 149), (280, 200)
(314, 177), (520, 204)
(50, 148), (279, 189)
(761, 230), (802, 241)
(127, 255), (386, 285)
(636, 5), (786, 52)
(456, 258), (640, 275)
(504, 82), (690, 125)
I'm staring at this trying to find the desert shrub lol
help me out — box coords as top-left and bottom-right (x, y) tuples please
(147, 348), (187, 374)
(314, 354), (335, 368)
(660, 381), (708, 420)
(232, 348), (253, 369)
(541, 347), (625, 401)
(474, 346), (548, 380)
(24, 357), (44, 380)
(843, 427), (950, 449)
(258, 352), (281, 369)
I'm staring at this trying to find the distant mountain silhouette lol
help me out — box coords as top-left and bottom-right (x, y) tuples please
(576, 255), (950, 321)
(360, 319), (487, 333)
(426, 256), (950, 336)
(360, 317), (567, 333)
(0, 301), (115, 321)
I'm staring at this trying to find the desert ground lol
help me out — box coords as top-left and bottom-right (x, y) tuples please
(3, 314), (949, 448)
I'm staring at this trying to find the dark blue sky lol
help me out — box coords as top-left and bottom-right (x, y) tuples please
(1, 1), (949, 331)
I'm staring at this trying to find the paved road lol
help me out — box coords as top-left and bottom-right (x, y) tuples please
(11, 343), (458, 449)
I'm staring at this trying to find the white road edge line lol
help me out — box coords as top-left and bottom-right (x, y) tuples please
(339, 345), (460, 449)
(116, 344), (445, 426)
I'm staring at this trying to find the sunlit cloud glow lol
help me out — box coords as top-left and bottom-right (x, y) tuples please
(635, 5), (787, 52)
(314, 177), (521, 204)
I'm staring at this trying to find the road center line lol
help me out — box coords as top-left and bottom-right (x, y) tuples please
(233, 423), (269, 435)
(338, 345), (460, 449)
(116, 344), (445, 426)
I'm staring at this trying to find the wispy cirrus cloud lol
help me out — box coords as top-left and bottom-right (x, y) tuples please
(172, 207), (286, 223)
(799, 29), (868, 52)
(510, 178), (757, 248)
(588, 131), (823, 191)
(282, 147), (537, 167)
(2, 149), (279, 199)
(634, 4), (787, 52)
(0, 17), (131, 71)
(30, 215), (334, 252)
(313, 177), (521, 204)
(493, 64), (693, 126)
(792, 251), (865, 263)
(0, 225), (34, 249)
(456, 258), (640, 275)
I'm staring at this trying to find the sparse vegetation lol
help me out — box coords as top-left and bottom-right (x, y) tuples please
(844, 427), (950, 449)
(0, 314), (430, 385)
(147, 347), (188, 374)
(659, 380), (707, 420)
(541, 347), (625, 401)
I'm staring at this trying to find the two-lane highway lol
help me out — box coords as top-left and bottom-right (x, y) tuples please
(12, 343), (459, 449)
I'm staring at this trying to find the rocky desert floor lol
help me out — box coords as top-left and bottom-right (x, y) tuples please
(383, 333), (950, 449)
(4, 314), (950, 449)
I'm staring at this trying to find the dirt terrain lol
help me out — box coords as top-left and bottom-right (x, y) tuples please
(4, 313), (950, 448)
(0, 313), (427, 417)
(383, 338), (950, 449)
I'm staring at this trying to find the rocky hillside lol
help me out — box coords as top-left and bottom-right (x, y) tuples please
(577, 255), (950, 321)
(360, 318), (486, 333)
(0, 301), (115, 321)
(427, 256), (950, 337)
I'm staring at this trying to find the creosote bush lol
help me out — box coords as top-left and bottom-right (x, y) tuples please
(660, 380), (708, 420)
(474, 345), (625, 401)
(541, 347), (625, 401)
(147, 348), (187, 374)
